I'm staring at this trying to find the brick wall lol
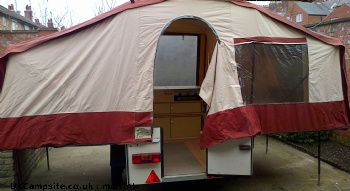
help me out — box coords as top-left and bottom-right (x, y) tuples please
(0, 151), (15, 188)
(0, 28), (58, 56)
(0, 30), (38, 55)
(307, 15), (325, 25)
(284, 3), (325, 26)
(0, 149), (47, 188)
(308, 18), (350, 147)
(0, 15), (27, 31)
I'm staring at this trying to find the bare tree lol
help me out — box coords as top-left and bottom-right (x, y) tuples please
(33, 0), (49, 26)
(94, 0), (119, 16)
(31, 0), (74, 29)
(52, 3), (74, 29)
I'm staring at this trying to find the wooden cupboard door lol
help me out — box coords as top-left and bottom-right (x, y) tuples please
(154, 103), (171, 114)
(171, 102), (202, 113)
(171, 116), (201, 138)
(153, 117), (171, 139)
(154, 90), (174, 102)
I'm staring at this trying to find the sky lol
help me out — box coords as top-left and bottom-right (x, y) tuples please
(0, 0), (129, 26)
(250, 1), (270, 6)
(0, 0), (269, 27)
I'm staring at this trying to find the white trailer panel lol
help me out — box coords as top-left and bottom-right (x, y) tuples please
(207, 137), (252, 175)
(126, 127), (162, 185)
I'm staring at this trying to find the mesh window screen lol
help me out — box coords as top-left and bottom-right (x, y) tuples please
(235, 42), (309, 105)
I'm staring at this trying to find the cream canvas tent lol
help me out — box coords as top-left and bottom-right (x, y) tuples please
(0, 0), (348, 150)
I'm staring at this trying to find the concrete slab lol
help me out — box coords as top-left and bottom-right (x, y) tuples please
(3, 136), (350, 191)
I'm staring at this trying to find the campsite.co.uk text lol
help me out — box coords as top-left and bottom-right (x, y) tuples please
(11, 183), (138, 190)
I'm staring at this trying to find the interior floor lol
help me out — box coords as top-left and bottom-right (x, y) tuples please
(163, 138), (205, 176)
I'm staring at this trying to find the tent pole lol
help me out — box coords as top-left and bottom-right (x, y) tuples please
(46, 147), (50, 170)
(318, 131), (321, 186)
(266, 135), (269, 153)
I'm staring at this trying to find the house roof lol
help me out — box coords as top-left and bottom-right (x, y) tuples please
(296, 2), (331, 16)
(0, 5), (38, 29)
(325, 0), (350, 7)
(324, 2), (350, 21)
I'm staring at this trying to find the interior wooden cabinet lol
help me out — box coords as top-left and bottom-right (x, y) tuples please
(154, 90), (174, 103)
(171, 116), (202, 138)
(153, 103), (171, 114)
(153, 117), (171, 139)
(171, 102), (202, 113)
(153, 89), (204, 140)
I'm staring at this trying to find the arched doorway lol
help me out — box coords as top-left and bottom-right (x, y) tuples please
(153, 16), (218, 177)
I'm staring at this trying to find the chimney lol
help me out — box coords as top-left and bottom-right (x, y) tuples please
(35, 18), (41, 26)
(47, 19), (54, 28)
(24, 5), (33, 21)
(8, 4), (14, 11)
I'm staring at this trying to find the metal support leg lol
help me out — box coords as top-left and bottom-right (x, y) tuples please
(266, 135), (269, 154)
(318, 131), (321, 186)
(46, 147), (50, 170)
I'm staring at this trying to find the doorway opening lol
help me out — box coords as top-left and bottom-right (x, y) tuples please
(153, 16), (218, 178)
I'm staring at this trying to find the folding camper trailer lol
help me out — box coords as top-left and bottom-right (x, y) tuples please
(0, 0), (349, 186)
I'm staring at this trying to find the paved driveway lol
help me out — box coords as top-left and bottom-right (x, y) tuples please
(6, 136), (350, 191)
